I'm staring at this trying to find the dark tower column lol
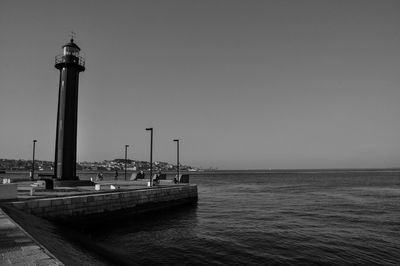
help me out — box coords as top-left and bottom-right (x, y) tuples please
(54, 38), (85, 180)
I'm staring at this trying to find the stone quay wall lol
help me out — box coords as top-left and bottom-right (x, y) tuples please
(7, 185), (197, 223)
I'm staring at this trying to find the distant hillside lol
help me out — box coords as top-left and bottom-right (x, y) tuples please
(0, 158), (200, 172)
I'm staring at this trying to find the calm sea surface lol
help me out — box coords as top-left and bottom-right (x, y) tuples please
(83, 170), (400, 265)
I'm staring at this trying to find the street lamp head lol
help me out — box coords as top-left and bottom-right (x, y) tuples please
(146, 127), (153, 131)
(125, 144), (129, 148)
(33, 140), (37, 143)
(173, 139), (179, 142)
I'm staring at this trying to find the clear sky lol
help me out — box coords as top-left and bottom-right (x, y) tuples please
(0, 0), (399, 169)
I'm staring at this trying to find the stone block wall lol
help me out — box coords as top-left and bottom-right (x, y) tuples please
(8, 185), (197, 221)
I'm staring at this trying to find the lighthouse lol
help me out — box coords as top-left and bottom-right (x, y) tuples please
(54, 38), (85, 181)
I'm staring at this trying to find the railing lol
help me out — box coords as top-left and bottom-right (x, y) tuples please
(55, 54), (85, 68)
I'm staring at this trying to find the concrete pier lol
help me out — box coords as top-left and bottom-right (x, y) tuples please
(9, 183), (198, 224)
(0, 180), (198, 264)
(0, 208), (63, 265)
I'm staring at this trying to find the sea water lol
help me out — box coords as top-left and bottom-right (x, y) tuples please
(85, 170), (400, 265)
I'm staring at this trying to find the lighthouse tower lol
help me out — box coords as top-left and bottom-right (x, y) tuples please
(54, 38), (85, 181)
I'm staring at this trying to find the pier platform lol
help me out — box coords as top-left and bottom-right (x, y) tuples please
(2, 180), (197, 223)
(0, 208), (62, 265)
(0, 179), (198, 264)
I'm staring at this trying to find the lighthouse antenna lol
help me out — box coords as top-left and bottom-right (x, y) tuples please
(69, 31), (76, 41)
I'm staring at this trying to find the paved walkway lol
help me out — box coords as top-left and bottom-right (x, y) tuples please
(0, 208), (63, 266)
(14, 179), (184, 200)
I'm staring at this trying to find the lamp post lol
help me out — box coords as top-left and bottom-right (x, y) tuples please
(31, 140), (37, 181)
(146, 128), (153, 186)
(125, 145), (129, 181)
(173, 139), (180, 180)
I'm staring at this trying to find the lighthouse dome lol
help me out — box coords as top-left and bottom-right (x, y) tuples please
(62, 39), (81, 56)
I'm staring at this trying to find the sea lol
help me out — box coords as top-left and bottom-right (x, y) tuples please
(7, 170), (400, 265)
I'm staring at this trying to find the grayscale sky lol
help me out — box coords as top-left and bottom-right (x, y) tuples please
(0, 0), (399, 169)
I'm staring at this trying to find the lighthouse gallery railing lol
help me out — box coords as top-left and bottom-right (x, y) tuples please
(55, 54), (85, 68)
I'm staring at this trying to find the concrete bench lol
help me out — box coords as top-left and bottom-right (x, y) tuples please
(17, 186), (36, 196)
(32, 180), (46, 188)
(94, 184), (121, 191)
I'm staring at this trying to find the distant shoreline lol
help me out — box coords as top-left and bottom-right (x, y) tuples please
(3, 168), (400, 175)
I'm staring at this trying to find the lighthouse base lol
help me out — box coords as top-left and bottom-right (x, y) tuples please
(54, 179), (95, 187)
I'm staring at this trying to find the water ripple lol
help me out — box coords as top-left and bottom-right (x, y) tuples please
(89, 171), (400, 265)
